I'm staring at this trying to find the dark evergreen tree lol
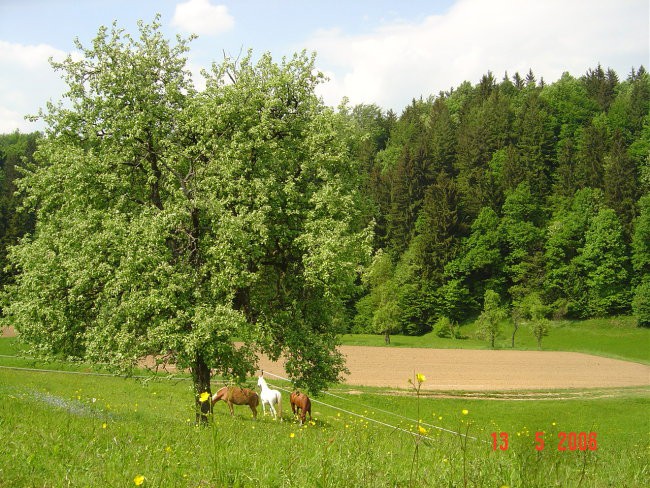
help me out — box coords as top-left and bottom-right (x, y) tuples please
(513, 88), (557, 197)
(386, 146), (422, 255)
(379, 100), (434, 256)
(511, 71), (524, 90)
(582, 64), (619, 111)
(575, 114), (609, 189)
(427, 96), (457, 174)
(627, 66), (650, 134)
(603, 129), (638, 237)
(454, 87), (511, 218)
(525, 69), (537, 87)
(553, 136), (579, 197)
(412, 171), (463, 285)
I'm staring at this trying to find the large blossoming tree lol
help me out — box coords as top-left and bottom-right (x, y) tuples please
(4, 19), (371, 421)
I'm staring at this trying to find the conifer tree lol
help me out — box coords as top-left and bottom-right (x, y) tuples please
(604, 130), (638, 237)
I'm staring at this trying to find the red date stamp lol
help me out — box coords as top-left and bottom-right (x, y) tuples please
(491, 432), (598, 451)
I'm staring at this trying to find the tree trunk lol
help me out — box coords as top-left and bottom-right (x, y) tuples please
(511, 310), (521, 348)
(192, 355), (212, 424)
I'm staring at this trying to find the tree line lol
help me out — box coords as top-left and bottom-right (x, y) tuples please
(347, 65), (649, 337)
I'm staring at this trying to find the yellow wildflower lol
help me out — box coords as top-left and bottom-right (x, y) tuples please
(199, 392), (210, 403)
(133, 475), (145, 486)
(102, 423), (107, 429)
(462, 409), (469, 415)
(416, 373), (426, 383)
(289, 432), (295, 438)
(418, 425), (428, 435)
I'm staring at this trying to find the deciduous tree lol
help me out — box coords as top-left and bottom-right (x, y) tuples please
(476, 289), (507, 348)
(3, 20), (371, 421)
(578, 208), (631, 316)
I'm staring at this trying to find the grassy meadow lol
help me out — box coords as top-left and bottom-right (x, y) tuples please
(342, 315), (650, 364)
(1, 331), (649, 487)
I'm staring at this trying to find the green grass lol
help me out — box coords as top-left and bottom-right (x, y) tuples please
(1, 316), (648, 486)
(1, 361), (648, 487)
(342, 315), (650, 364)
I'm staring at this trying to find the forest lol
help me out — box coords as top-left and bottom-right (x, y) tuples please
(345, 65), (650, 336)
(1, 64), (649, 341)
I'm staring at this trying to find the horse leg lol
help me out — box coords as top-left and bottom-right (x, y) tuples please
(249, 403), (257, 419)
(227, 400), (234, 416)
(268, 401), (277, 419)
(261, 399), (267, 416)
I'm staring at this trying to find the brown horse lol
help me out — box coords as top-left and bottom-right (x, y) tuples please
(212, 386), (259, 419)
(290, 391), (312, 425)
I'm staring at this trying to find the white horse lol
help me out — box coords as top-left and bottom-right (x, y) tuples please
(257, 373), (283, 420)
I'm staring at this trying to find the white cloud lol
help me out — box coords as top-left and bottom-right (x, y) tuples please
(0, 106), (29, 133)
(0, 41), (64, 70)
(307, 0), (649, 111)
(172, 0), (234, 36)
(0, 41), (68, 133)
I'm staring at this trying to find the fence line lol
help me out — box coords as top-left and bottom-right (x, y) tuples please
(1, 359), (482, 443)
(261, 369), (480, 442)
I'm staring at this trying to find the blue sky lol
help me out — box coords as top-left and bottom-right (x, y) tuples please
(0, 0), (647, 132)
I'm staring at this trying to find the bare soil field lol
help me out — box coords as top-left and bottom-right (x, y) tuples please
(4, 326), (649, 392)
(258, 345), (650, 392)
